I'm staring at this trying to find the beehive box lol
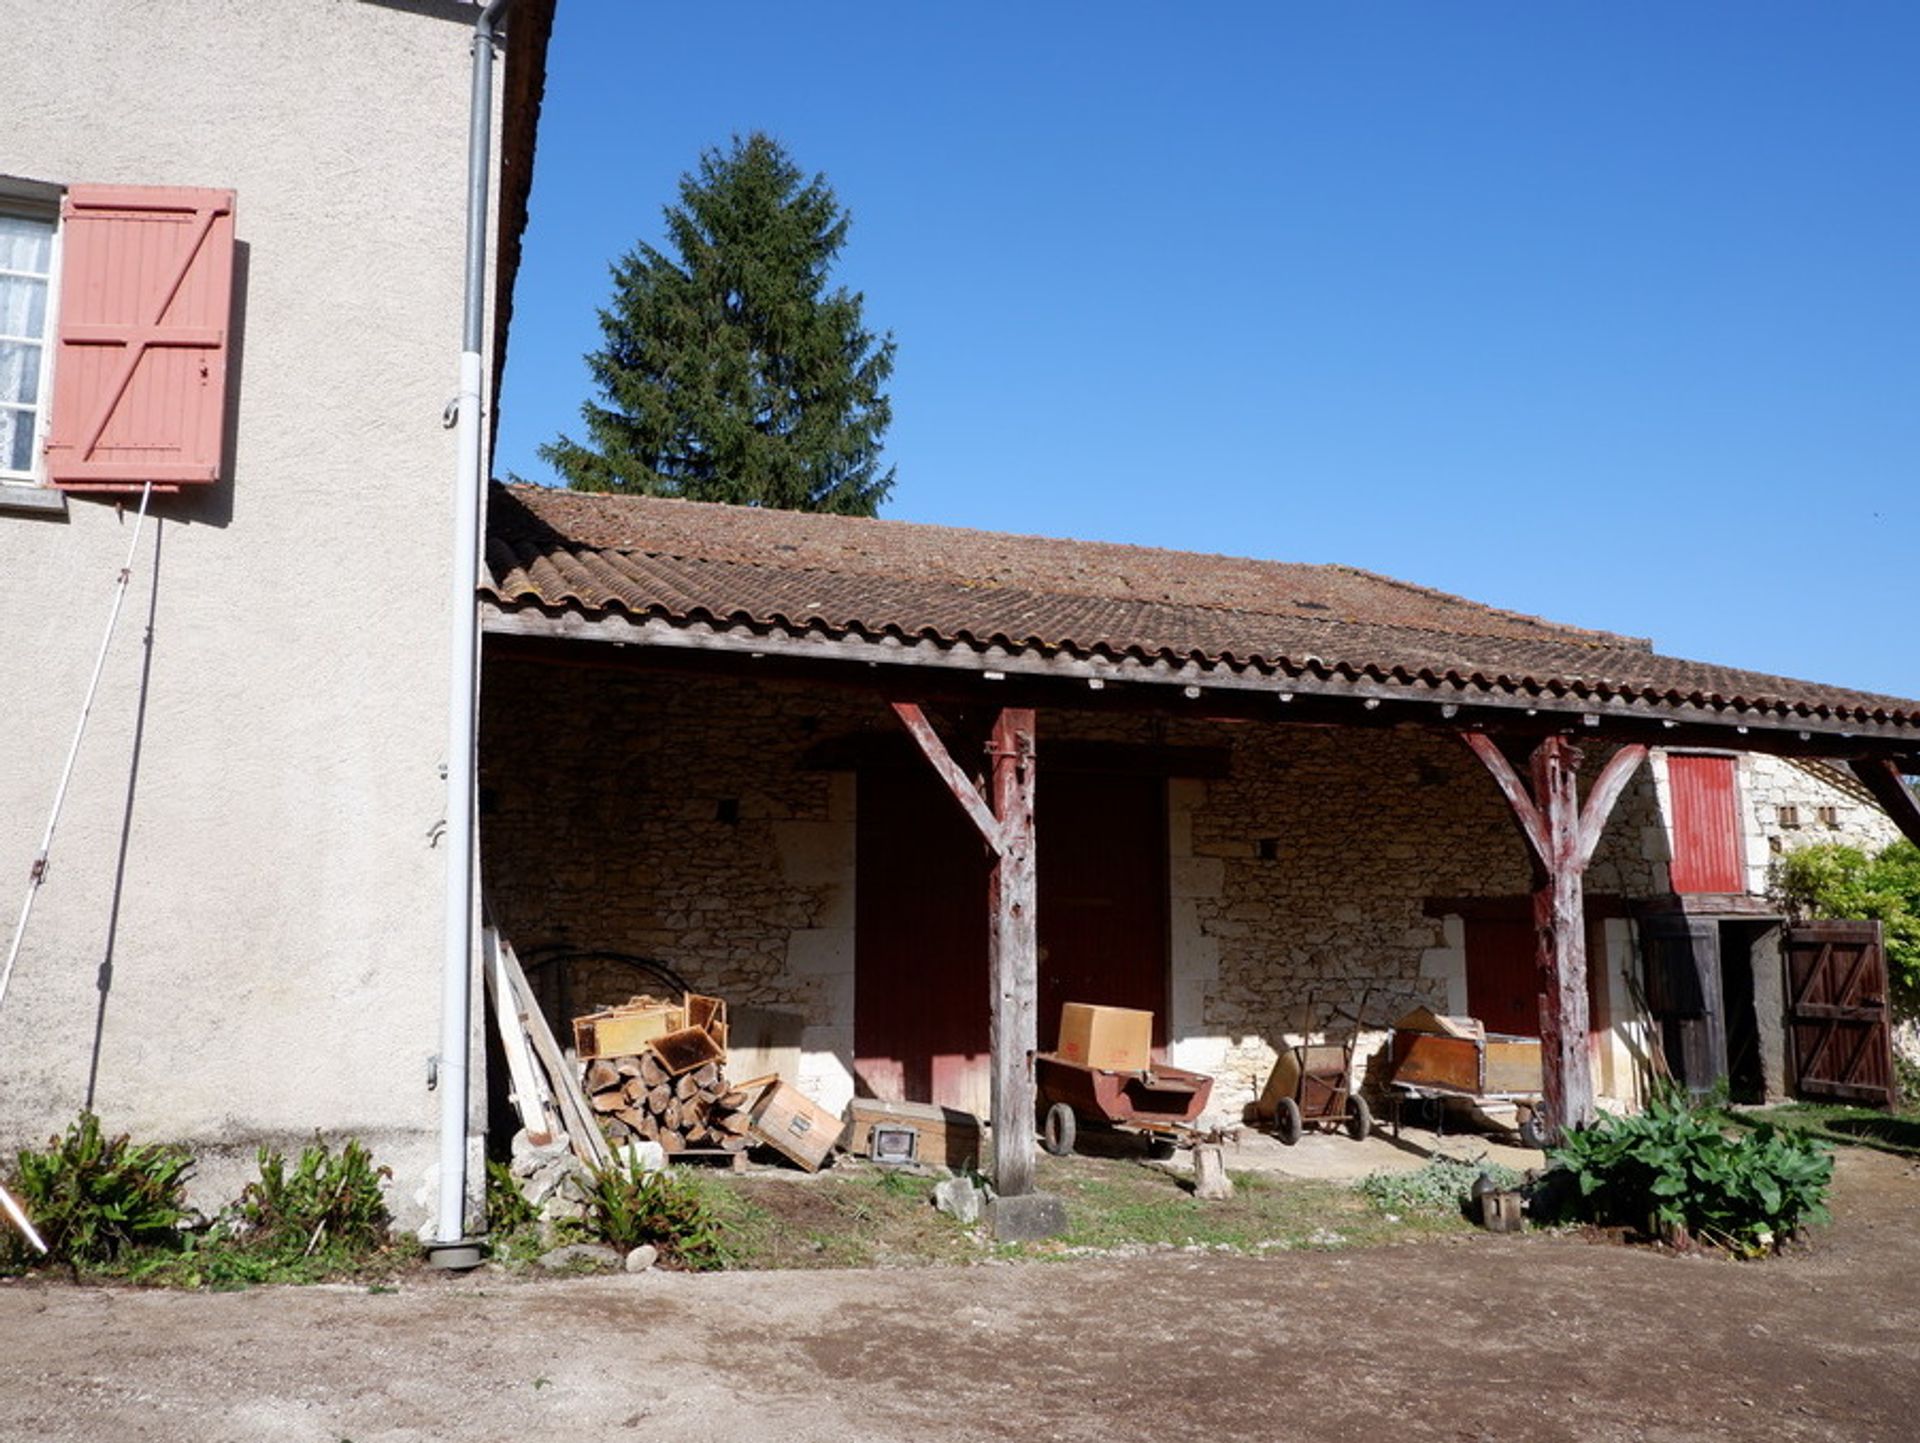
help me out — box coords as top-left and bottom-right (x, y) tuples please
(747, 1080), (841, 1172)
(572, 999), (684, 1060)
(842, 1098), (983, 1169)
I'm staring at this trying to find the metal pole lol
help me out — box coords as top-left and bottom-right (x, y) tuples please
(432, 0), (515, 1260)
(1, 481), (155, 1017)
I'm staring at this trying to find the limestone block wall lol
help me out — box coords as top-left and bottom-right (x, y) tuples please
(482, 663), (1676, 1125)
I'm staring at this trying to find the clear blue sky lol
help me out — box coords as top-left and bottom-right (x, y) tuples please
(496, 2), (1918, 701)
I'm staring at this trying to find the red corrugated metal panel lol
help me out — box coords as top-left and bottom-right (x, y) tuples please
(46, 185), (235, 491)
(1669, 755), (1744, 893)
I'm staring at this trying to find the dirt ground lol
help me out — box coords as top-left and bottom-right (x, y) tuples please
(3, 1147), (1916, 1443)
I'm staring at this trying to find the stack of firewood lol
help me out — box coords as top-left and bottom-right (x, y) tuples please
(582, 1053), (763, 1156)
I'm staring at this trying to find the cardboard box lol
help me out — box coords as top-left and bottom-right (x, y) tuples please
(842, 1098), (984, 1170)
(1055, 1002), (1153, 1073)
(747, 1080), (841, 1172)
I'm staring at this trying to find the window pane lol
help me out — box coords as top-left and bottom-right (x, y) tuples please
(0, 273), (48, 338)
(0, 405), (33, 474)
(0, 340), (40, 404)
(0, 214), (54, 276)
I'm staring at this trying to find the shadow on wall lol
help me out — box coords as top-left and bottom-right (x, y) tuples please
(84, 517), (163, 1110)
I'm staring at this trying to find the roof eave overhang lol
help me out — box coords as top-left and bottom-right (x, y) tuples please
(480, 600), (1920, 761)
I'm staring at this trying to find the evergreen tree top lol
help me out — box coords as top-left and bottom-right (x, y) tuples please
(540, 132), (896, 516)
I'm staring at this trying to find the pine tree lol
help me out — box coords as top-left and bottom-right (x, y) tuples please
(541, 133), (896, 515)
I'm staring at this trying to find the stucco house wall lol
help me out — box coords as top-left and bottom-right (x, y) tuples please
(0, 0), (496, 1224)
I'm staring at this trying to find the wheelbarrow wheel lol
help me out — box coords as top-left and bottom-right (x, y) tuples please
(1346, 1093), (1372, 1143)
(1273, 1097), (1303, 1146)
(1041, 1102), (1077, 1157)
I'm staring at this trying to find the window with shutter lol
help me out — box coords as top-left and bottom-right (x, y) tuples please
(45, 185), (235, 493)
(1668, 754), (1744, 894)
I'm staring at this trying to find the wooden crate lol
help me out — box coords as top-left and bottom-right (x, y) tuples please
(747, 1080), (841, 1172)
(842, 1098), (983, 1169)
(573, 1001), (683, 1060)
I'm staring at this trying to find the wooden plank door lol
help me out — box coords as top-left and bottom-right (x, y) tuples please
(1036, 769), (1170, 1053)
(1640, 915), (1727, 1096)
(854, 763), (991, 1116)
(1784, 920), (1897, 1108)
(1464, 913), (1609, 1042)
(854, 764), (1170, 1116)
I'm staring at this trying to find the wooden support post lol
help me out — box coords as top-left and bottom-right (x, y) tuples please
(891, 702), (1040, 1197)
(1462, 733), (1647, 1141)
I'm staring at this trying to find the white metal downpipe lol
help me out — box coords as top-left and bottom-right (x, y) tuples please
(433, 0), (515, 1262)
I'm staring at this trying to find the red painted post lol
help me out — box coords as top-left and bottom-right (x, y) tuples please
(1462, 733), (1646, 1142)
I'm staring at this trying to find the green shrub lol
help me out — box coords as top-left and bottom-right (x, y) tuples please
(232, 1137), (391, 1259)
(486, 1158), (539, 1235)
(1547, 1089), (1832, 1256)
(1777, 840), (1920, 996)
(2, 1112), (193, 1269)
(583, 1157), (728, 1270)
(1356, 1156), (1521, 1216)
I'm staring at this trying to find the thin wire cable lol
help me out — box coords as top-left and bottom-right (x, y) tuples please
(0, 481), (156, 1017)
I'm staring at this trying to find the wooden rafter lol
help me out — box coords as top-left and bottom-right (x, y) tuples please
(1849, 759), (1920, 849)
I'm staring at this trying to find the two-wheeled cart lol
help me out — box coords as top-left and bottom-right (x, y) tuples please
(1034, 1052), (1215, 1157)
(1257, 993), (1374, 1145)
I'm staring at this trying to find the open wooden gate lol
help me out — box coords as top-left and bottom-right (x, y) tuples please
(1784, 920), (1897, 1109)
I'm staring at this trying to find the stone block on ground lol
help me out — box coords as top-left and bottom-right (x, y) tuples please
(932, 1177), (984, 1225)
(988, 1191), (1067, 1242)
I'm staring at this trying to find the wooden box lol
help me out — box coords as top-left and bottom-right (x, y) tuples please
(574, 1000), (684, 1060)
(747, 1080), (841, 1172)
(842, 1098), (984, 1170)
(1055, 1002), (1153, 1072)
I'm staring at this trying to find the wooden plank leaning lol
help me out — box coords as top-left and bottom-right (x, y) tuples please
(493, 930), (613, 1170)
(481, 925), (558, 1147)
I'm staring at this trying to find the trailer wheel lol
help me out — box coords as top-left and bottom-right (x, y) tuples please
(1274, 1097), (1303, 1146)
(1346, 1094), (1372, 1143)
(1041, 1102), (1077, 1157)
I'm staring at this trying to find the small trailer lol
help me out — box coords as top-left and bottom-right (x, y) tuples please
(1034, 1052), (1215, 1156)
(1386, 1008), (1548, 1147)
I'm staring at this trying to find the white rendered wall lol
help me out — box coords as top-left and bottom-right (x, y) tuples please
(0, 0), (494, 1226)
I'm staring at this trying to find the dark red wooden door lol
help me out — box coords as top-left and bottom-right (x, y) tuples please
(855, 764), (1169, 1116)
(1037, 769), (1170, 1052)
(1668, 755), (1744, 894)
(854, 763), (990, 1114)
(1465, 913), (1609, 1042)
(1785, 920), (1897, 1108)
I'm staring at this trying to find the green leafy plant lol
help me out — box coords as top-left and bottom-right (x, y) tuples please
(1777, 840), (1920, 996)
(1, 1112), (192, 1269)
(486, 1158), (539, 1236)
(1356, 1156), (1522, 1216)
(232, 1137), (392, 1260)
(582, 1156), (728, 1270)
(1546, 1088), (1832, 1256)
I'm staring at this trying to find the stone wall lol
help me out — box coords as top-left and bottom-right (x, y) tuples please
(482, 663), (1680, 1120)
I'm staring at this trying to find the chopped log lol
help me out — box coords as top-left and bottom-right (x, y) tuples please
(621, 1077), (647, 1105)
(635, 1112), (660, 1141)
(606, 1118), (634, 1143)
(719, 1133), (751, 1153)
(658, 1130), (686, 1155)
(663, 1098), (683, 1132)
(614, 1107), (649, 1132)
(638, 1052), (667, 1088)
(692, 1061), (721, 1091)
(716, 1088), (748, 1111)
(712, 1110), (751, 1138)
(614, 1054), (647, 1079)
(674, 1072), (700, 1102)
(588, 1090), (623, 1114)
(1192, 1144), (1234, 1202)
(583, 1059), (622, 1093)
(684, 1122), (712, 1147)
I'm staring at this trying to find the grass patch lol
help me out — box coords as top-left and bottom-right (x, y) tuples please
(694, 1156), (1466, 1269)
(1724, 1102), (1920, 1160)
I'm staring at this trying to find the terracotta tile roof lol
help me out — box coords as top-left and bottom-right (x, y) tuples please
(483, 484), (1920, 731)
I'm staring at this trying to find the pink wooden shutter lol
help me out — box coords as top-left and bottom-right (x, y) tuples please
(45, 185), (236, 492)
(1668, 755), (1744, 894)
